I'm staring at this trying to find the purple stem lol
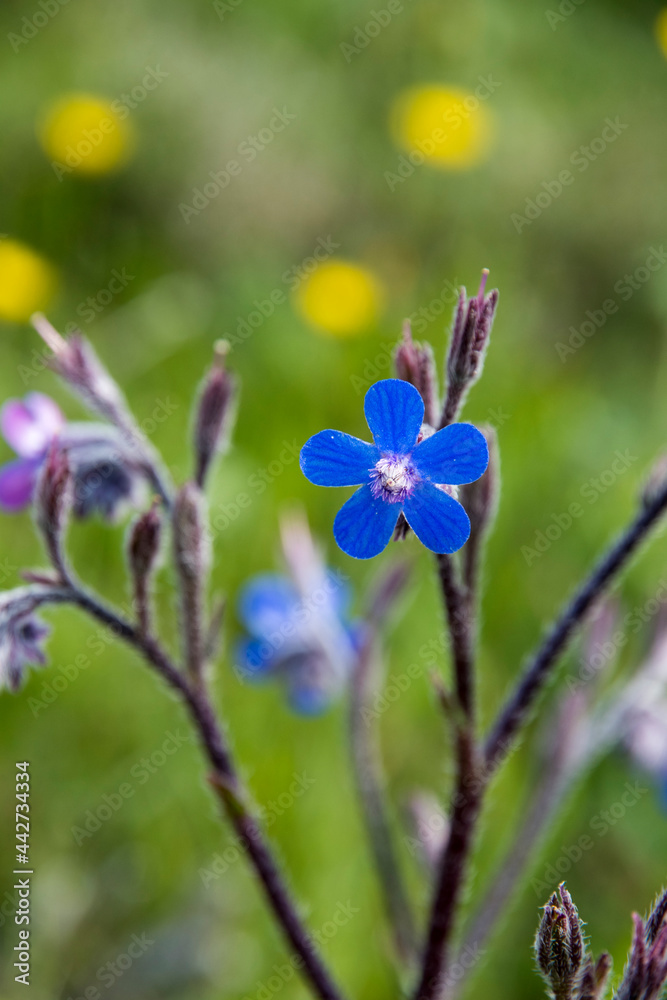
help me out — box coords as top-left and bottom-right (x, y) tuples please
(413, 726), (482, 1000)
(484, 478), (667, 774)
(64, 585), (345, 1000)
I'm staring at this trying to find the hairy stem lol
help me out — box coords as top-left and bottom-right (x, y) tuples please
(413, 726), (482, 1000)
(411, 555), (480, 1000)
(64, 584), (345, 1000)
(484, 479), (667, 774)
(349, 629), (417, 967)
(436, 554), (475, 722)
(453, 756), (572, 996)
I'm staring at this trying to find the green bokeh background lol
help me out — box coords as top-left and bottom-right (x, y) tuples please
(2, 0), (667, 997)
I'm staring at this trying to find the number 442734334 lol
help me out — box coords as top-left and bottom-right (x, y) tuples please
(15, 763), (30, 866)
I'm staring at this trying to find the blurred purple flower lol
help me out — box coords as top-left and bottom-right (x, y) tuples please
(0, 613), (50, 692)
(0, 392), (147, 520)
(0, 588), (55, 692)
(0, 393), (64, 511)
(236, 513), (358, 715)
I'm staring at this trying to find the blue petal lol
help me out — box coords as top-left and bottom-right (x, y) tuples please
(238, 574), (297, 638)
(364, 380), (424, 455)
(403, 482), (471, 554)
(300, 431), (379, 487)
(287, 679), (331, 716)
(412, 423), (489, 485)
(333, 484), (400, 559)
(235, 638), (277, 681)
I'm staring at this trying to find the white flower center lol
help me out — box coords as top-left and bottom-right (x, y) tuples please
(376, 458), (411, 494)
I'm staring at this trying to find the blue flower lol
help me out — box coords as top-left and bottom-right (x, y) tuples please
(236, 564), (357, 716)
(300, 379), (489, 559)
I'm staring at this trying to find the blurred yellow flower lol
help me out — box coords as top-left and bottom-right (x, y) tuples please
(390, 85), (494, 170)
(656, 9), (667, 58)
(295, 260), (383, 336)
(0, 239), (57, 323)
(39, 93), (134, 177)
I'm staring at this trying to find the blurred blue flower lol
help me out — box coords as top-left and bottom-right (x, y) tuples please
(300, 379), (488, 559)
(236, 513), (357, 714)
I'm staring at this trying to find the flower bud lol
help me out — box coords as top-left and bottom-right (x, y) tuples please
(194, 341), (236, 488)
(442, 270), (498, 425)
(31, 314), (126, 418)
(395, 320), (439, 427)
(535, 885), (584, 999)
(35, 445), (72, 543)
(646, 888), (667, 946)
(128, 501), (162, 586)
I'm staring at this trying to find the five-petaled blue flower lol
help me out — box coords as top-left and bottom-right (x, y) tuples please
(300, 379), (489, 559)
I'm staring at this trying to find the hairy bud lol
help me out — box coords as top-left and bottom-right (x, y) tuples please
(194, 341), (236, 488)
(395, 320), (439, 427)
(442, 270), (498, 425)
(129, 502), (162, 583)
(614, 890), (667, 1000)
(535, 885), (585, 1000)
(646, 887), (667, 946)
(31, 315), (126, 418)
(34, 445), (72, 578)
(128, 501), (162, 633)
(31, 315), (173, 507)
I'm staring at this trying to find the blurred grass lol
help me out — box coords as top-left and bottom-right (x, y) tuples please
(2, 0), (667, 997)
